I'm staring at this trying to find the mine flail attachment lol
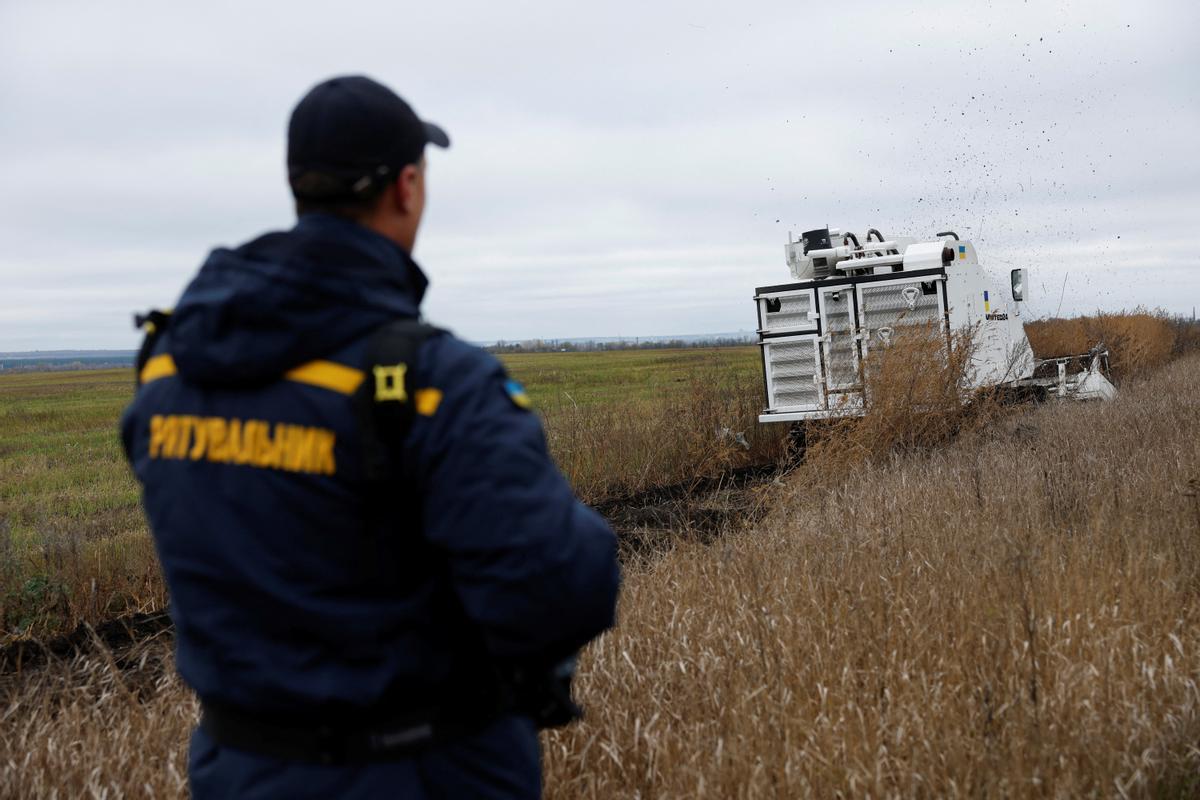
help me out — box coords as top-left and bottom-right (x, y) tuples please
(1016, 348), (1117, 402)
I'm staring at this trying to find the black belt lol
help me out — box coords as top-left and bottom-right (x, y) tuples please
(200, 702), (494, 765)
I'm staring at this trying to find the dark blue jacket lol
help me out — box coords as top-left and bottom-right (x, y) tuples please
(120, 214), (620, 798)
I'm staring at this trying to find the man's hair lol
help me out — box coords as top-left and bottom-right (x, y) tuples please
(291, 172), (386, 220)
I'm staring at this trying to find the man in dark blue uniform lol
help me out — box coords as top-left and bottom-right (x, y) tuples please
(121, 75), (621, 799)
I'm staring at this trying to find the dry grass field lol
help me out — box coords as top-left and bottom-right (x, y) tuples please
(2, 315), (1200, 797)
(547, 353), (1200, 798)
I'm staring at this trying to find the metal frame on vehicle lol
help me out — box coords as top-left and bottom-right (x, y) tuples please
(755, 267), (949, 423)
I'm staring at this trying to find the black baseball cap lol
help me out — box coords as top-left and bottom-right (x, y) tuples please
(287, 75), (450, 201)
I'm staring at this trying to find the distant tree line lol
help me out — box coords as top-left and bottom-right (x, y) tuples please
(0, 358), (134, 373)
(486, 336), (753, 354)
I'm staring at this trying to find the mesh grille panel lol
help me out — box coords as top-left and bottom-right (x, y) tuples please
(765, 338), (819, 410)
(771, 361), (815, 379)
(774, 390), (817, 408)
(860, 283), (941, 334)
(769, 342), (809, 360)
(822, 292), (858, 387)
(769, 344), (815, 378)
(826, 338), (857, 385)
(763, 293), (813, 332)
(771, 375), (814, 392)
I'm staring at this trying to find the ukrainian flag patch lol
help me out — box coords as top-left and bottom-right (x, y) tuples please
(505, 379), (532, 410)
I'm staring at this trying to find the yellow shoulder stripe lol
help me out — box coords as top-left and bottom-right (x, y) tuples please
(414, 388), (443, 416)
(285, 360), (366, 396)
(140, 354), (177, 384)
(139, 355), (367, 396)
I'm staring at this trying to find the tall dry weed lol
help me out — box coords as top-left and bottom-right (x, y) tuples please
(1169, 315), (1200, 356)
(804, 324), (998, 472)
(1025, 311), (1176, 380)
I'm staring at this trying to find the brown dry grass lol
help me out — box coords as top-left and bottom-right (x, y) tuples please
(545, 354), (1200, 798)
(541, 360), (787, 504)
(804, 325), (992, 469)
(0, 635), (195, 797)
(5, 354), (1200, 797)
(1025, 312), (1177, 381)
(1169, 316), (1200, 357)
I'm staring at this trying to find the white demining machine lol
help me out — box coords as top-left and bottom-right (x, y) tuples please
(754, 227), (1116, 424)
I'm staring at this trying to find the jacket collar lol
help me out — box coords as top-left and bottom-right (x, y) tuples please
(293, 213), (430, 308)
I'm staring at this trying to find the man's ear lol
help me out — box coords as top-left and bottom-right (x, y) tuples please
(396, 163), (421, 214)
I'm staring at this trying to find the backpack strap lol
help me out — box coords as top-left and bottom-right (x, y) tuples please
(354, 318), (443, 483)
(133, 309), (173, 387)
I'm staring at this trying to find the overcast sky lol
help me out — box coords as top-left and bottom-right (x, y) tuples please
(2, 0), (1197, 350)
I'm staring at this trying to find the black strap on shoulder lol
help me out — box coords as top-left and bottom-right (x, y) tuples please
(354, 318), (442, 483)
(133, 309), (172, 386)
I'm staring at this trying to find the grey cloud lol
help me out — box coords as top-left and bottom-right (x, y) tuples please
(2, 0), (1197, 349)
